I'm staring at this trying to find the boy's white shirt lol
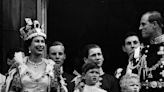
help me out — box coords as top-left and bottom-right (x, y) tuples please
(74, 85), (107, 92)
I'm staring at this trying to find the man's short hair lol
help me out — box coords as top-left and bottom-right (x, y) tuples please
(122, 31), (142, 46)
(83, 44), (100, 58)
(48, 41), (65, 54)
(51, 41), (64, 46)
(147, 11), (164, 28)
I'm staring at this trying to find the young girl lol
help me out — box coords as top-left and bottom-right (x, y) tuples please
(120, 73), (141, 92)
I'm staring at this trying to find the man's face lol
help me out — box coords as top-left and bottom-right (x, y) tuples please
(87, 47), (104, 67)
(139, 14), (155, 39)
(49, 45), (66, 66)
(127, 78), (140, 92)
(123, 36), (140, 56)
(84, 68), (100, 85)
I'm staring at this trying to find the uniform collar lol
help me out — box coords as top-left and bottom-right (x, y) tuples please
(150, 34), (164, 44)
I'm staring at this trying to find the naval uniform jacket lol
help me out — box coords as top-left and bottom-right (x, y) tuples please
(141, 34), (164, 92)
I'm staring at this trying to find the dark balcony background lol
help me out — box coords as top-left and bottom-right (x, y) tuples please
(1, 0), (164, 75)
(47, 0), (164, 74)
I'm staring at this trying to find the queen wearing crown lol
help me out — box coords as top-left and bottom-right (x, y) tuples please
(4, 18), (58, 92)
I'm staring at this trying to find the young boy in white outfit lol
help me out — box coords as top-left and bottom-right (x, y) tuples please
(74, 62), (107, 92)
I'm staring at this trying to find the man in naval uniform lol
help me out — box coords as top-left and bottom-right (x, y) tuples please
(139, 11), (164, 92)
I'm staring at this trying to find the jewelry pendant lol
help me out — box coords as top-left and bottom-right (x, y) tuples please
(160, 65), (163, 68)
(148, 72), (153, 78)
(161, 60), (164, 65)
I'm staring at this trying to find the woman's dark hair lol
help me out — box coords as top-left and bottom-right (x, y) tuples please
(24, 38), (33, 55)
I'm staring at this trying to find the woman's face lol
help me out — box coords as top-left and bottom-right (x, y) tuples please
(127, 78), (140, 92)
(29, 36), (45, 55)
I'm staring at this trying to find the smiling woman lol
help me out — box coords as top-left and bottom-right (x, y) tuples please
(3, 18), (59, 92)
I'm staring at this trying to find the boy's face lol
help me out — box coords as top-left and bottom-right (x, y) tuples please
(84, 68), (100, 85)
(87, 47), (104, 67)
(127, 78), (140, 92)
(49, 45), (66, 66)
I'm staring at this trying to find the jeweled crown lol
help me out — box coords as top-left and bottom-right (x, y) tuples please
(19, 18), (46, 40)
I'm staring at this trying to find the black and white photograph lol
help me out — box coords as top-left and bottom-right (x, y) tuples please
(1, 0), (164, 92)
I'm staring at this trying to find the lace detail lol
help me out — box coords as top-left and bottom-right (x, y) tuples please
(50, 76), (58, 91)
(147, 59), (162, 71)
(10, 71), (22, 92)
(8, 57), (58, 92)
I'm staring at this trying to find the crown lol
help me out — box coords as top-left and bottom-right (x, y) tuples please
(19, 18), (46, 40)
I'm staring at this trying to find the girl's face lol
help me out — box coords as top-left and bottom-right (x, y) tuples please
(127, 78), (140, 92)
(29, 36), (45, 55)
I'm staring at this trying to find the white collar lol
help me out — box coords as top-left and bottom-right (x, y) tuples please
(83, 84), (107, 92)
(85, 84), (97, 88)
(60, 66), (64, 74)
(99, 67), (104, 76)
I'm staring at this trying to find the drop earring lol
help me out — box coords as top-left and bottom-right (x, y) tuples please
(29, 48), (31, 53)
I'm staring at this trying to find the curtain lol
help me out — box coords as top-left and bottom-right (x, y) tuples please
(1, 0), (36, 74)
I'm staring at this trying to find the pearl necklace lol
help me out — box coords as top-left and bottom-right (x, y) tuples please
(28, 58), (44, 68)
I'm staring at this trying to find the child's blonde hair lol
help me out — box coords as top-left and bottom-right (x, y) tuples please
(120, 73), (141, 92)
